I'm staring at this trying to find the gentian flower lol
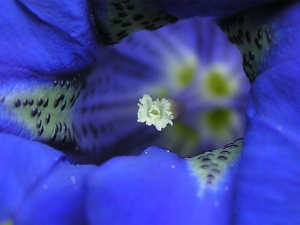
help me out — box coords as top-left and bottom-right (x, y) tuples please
(1, 0), (299, 224)
(69, 16), (249, 163)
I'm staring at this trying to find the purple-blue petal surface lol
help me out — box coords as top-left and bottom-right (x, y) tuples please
(235, 63), (300, 224)
(0, 133), (64, 221)
(86, 144), (242, 225)
(15, 161), (96, 225)
(228, 2), (300, 223)
(0, 133), (96, 224)
(0, 0), (98, 77)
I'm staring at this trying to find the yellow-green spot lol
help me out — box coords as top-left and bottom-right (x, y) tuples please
(203, 70), (235, 98)
(0, 220), (13, 225)
(170, 56), (197, 90)
(204, 108), (232, 134)
(175, 64), (196, 89)
(150, 109), (160, 116)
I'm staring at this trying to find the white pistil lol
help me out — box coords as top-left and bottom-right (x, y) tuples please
(137, 94), (174, 131)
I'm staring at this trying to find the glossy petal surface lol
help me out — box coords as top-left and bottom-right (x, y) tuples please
(0, 0), (98, 77)
(0, 133), (63, 221)
(222, 2), (300, 224)
(0, 133), (96, 224)
(86, 142), (242, 225)
(236, 63), (300, 224)
(15, 162), (96, 225)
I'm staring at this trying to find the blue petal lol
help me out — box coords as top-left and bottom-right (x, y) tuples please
(15, 161), (96, 224)
(226, 2), (300, 223)
(0, 0), (98, 76)
(0, 133), (64, 221)
(86, 143), (242, 225)
(235, 63), (300, 224)
(0, 133), (96, 224)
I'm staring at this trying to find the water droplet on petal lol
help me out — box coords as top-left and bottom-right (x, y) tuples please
(70, 176), (76, 184)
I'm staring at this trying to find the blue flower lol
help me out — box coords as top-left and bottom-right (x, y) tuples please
(69, 17), (249, 163)
(0, 0), (299, 224)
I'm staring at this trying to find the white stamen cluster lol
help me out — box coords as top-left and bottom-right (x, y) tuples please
(137, 94), (173, 131)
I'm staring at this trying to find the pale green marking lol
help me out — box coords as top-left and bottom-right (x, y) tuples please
(0, 220), (13, 225)
(187, 139), (242, 192)
(0, 76), (82, 147)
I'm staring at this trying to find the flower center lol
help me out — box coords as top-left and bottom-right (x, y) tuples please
(149, 106), (161, 119)
(137, 94), (173, 131)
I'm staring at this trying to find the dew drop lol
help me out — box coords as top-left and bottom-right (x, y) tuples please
(70, 176), (76, 184)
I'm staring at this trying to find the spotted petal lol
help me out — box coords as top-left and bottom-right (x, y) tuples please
(88, 0), (178, 44)
(219, 2), (300, 223)
(88, 0), (276, 44)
